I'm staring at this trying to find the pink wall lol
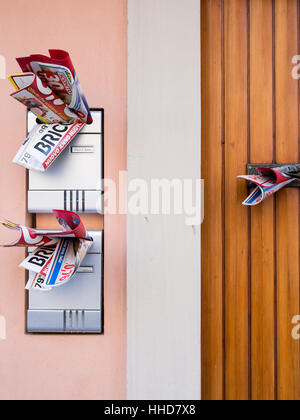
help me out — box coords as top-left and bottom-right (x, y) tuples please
(0, 0), (127, 400)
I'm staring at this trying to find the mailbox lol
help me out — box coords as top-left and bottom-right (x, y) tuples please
(27, 110), (104, 214)
(27, 230), (103, 334)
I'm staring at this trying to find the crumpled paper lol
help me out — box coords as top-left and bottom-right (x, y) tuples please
(238, 165), (300, 206)
(0, 210), (93, 291)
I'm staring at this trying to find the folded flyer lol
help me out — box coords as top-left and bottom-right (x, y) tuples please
(40, 237), (92, 288)
(13, 121), (85, 172)
(0, 210), (91, 247)
(9, 73), (78, 124)
(25, 237), (92, 290)
(9, 49), (93, 172)
(0, 210), (93, 291)
(238, 166), (296, 205)
(16, 49), (93, 124)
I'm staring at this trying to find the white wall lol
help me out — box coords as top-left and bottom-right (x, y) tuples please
(127, 0), (201, 400)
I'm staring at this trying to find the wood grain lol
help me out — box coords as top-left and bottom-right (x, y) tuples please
(224, 0), (249, 400)
(201, 0), (224, 401)
(249, 0), (275, 400)
(203, 0), (300, 401)
(275, 0), (300, 401)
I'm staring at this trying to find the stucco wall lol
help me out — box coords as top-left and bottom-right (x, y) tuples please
(0, 0), (127, 400)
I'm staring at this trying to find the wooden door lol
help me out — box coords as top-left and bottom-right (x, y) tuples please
(202, 0), (300, 400)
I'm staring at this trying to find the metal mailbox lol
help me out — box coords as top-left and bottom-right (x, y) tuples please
(27, 110), (104, 214)
(27, 230), (103, 334)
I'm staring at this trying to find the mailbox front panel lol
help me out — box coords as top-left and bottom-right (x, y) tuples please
(27, 230), (104, 334)
(27, 110), (104, 214)
(29, 134), (102, 190)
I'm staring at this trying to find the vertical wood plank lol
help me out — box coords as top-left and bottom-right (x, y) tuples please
(249, 0), (275, 400)
(201, 0), (224, 401)
(275, 0), (300, 401)
(224, 0), (249, 400)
